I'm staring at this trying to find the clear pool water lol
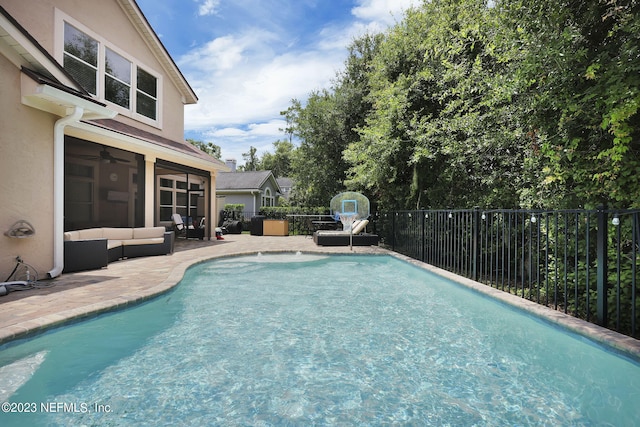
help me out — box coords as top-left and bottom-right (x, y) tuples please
(1, 253), (639, 426)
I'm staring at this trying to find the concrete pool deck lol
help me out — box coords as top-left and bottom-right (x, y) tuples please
(1, 233), (640, 362)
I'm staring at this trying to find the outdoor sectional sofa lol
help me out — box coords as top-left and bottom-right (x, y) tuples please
(63, 227), (174, 273)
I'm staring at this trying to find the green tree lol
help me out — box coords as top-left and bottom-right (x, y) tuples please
(287, 33), (383, 206)
(288, 90), (347, 206)
(187, 138), (222, 159)
(288, 0), (640, 211)
(241, 146), (260, 171)
(503, 0), (640, 208)
(280, 100), (301, 144)
(345, 0), (528, 210)
(260, 140), (294, 178)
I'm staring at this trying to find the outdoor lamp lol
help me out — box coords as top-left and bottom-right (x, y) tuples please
(612, 215), (620, 226)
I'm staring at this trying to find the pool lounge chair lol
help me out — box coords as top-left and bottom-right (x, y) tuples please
(313, 219), (379, 246)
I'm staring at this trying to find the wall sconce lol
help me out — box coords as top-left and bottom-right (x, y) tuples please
(4, 220), (36, 238)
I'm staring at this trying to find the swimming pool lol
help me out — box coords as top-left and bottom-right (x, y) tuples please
(1, 253), (639, 425)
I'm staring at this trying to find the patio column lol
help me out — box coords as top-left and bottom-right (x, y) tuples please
(144, 155), (156, 226)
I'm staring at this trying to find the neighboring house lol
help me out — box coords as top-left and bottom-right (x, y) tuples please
(0, 1), (228, 279)
(276, 177), (293, 201)
(216, 171), (283, 217)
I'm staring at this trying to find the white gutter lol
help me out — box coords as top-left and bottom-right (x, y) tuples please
(47, 106), (84, 278)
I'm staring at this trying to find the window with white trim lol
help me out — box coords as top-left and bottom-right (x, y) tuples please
(63, 22), (98, 95)
(61, 19), (160, 124)
(137, 67), (157, 120)
(105, 47), (131, 108)
(262, 188), (274, 207)
(159, 177), (187, 222)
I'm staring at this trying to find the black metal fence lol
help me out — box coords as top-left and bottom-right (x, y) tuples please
(221, 210), (336, 236)
(374, 208), (640, 339)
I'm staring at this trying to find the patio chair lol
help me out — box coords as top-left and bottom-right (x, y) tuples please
(172, 214), (204, 240)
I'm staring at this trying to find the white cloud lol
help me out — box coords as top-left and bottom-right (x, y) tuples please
(182, 42), (341, 129)
(208, 127), (246, 138)
(352, 0), (420, 26)
(195, 120), (286, 162)
(205, 120), (284, 139)
(179, 30), (277, 75)
(247, 120), (286, 136)
(179, 0), (420, 163)
(197, 0), (220, 16)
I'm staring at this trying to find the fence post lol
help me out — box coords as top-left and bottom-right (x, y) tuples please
(392, 212), (396, 252)
(472, 207), (480, 281)
(421, 210), (426, 263)
(596, 205), (608, 327)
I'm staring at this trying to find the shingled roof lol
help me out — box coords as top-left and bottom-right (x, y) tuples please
(217, 171), (280, 192)
(87, 118), (225, 166)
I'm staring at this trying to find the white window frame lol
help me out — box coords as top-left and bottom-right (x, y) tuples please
(158, 175), (208, 227)
(157, 175), (189, 223)
(55, 9), (162, 128)
(105, 46), (132, 109)
(262, 188), (274, 207)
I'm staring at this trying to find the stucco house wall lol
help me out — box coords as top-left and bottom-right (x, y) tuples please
(0, 52), (57, 276)
(0, 1), (228, 279)
(1, 0), (184, 143)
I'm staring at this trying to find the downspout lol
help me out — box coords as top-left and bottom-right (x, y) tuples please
(252, 190), (258, 215)
(47, 106), (84, 278)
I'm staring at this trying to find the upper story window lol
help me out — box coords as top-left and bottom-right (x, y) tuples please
(60, 18), (160, 125)
(105, 47), (131, 109)
(137, 67), (157, 120)
(63, 22), (98, 95)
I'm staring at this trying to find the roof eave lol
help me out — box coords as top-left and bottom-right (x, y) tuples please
(118, 0), (198, 105)
(69, 121), (228, 173)
(21, 72), (117, 120)
(0, 5), (87, 93)
(216, 188), (262, 193)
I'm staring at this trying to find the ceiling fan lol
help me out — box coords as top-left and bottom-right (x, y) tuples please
(69, 146), (130, 164)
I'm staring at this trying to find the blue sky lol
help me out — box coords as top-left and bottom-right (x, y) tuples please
(136, 0), (420, 166)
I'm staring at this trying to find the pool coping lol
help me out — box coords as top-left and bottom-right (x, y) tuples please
(1, 234), (639, 362)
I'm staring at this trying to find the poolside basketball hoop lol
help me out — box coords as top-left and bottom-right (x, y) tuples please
(330, 191), (370, 251)
(338, 212), (358, 233)
(338, 212), (358, 250)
